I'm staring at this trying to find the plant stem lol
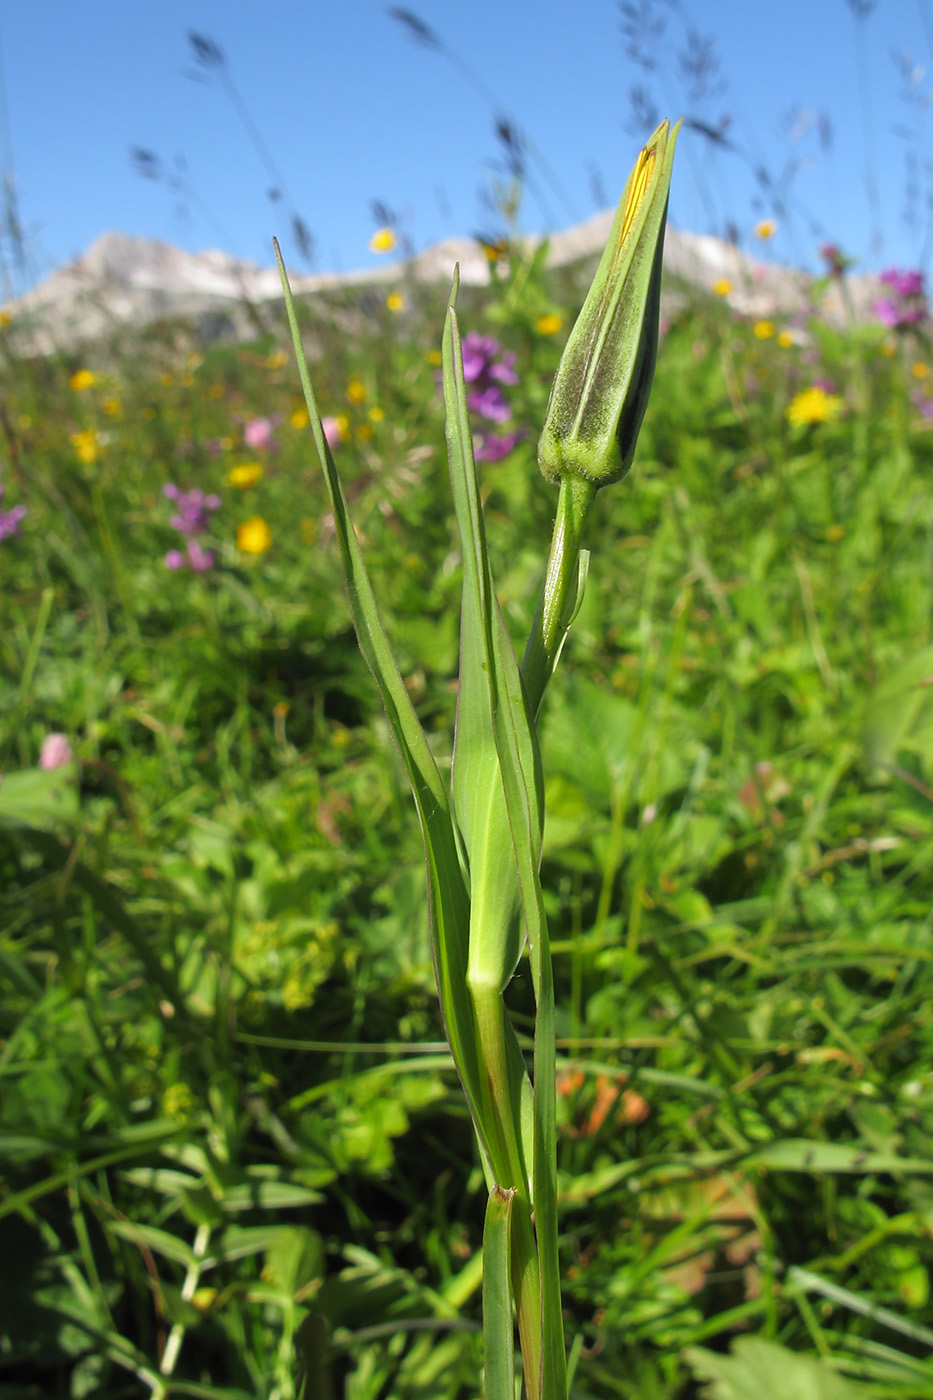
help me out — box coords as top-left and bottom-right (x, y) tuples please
(521, 474), (597, 715)
(159, 1222), (212, 1378)
(469, 980), (543, 1396)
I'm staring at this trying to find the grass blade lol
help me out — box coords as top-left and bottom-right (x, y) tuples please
(483, 1187), (516, 1400)
(443, 275), (566, 1400)
(275, 244), (484, 1136)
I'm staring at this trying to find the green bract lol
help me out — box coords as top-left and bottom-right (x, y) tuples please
(538, 118), (681, 488)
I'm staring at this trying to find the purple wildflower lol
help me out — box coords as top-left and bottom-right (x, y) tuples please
(475, 430), (523, 463)
(461, 334), (518, 401)
(165, 539), (216, 572)
(820, 243), (852, 277)
(460, 333), (499, 382)
(468, 385), (512, 423)
(185, 540), (215, 572)
(163, 483), (220, 570)
(879, 268), (924, 299)
(163, 484), (221, 536)
(0, 502), (26, 539)
(0, 476), (26, 540)
(911, 387), (933, 420)
(874, 268), (928, 330)
(450, 332), (523, 463)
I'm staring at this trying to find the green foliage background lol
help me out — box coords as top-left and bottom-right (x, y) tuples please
(2, 242), (933, 1398)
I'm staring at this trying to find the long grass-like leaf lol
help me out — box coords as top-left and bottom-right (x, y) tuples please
(483, 1187), (516, 1400)
(443, 275), (566, 1400)
(275, 245), (484, 1136)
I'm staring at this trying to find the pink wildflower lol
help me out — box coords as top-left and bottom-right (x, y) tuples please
(243, 417), (275, 450)
(40, 734), (73, 770)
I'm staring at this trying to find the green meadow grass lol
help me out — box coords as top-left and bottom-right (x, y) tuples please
(2, 244), (933, 1399)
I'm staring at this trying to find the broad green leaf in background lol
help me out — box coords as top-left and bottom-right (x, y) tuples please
(685, 1336), (881, 1400)
(0, 766), (78, 829)
(861, 644), (933, 785)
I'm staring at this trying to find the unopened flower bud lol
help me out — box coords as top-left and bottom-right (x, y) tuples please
(538, 119), (680, 488)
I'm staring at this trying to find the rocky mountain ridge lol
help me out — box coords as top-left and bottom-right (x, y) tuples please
(5, 216), (882, 356)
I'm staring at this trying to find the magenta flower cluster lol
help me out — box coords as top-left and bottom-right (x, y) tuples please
(461, 332), (523, 463)
(0, 471), (26, 541)
(874, 268), (928, 330)
(163, 483), (220, 571)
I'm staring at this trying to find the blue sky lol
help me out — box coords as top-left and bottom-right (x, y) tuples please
(3, 0), (933, 295)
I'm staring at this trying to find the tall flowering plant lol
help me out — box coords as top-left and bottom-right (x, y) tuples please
(277, 119), (679, 1399)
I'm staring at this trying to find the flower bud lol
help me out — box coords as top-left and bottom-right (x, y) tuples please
(538, 119), (680, 488)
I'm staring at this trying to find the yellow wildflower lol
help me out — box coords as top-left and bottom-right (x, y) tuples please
(103, 397), (121, 416)
(368, 406), (384, 423)
(347, 378), (366, 405)
(236, 516), (272, 555)
(427, 349), (442, 367)
(209, 382), (225, 399)
(356, 423), (373, 441)
(369, 227), (396, 253)
(266, 350), (288, 370)
(536, 313), (564, 336)
(753, 320), (775, 339)
(227, 462), (264, 489)
(386, 291), (404, 312)
(777, 330), (794, 348)
(480, 237), (508, 263)
(160, 372), (173, 388)
(755, 219), (777, 240)
(713, 278), (733, 297)
(70, 429), (99, 464)
(335, 414), (351, 443)
(291, 406), (309, 429)
(0, 310), (11, 328)
(163, 1084), (196, 1120)
(70, 369), (96, 391)
(786, 386), (843, 427)
(912, 362), (930, 380)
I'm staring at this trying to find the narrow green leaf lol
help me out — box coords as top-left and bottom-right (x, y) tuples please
(219, 1181), (324, 1211)
(109, 1221), (203, 1269)
(119, 1167), (202, 1196)
(276, 245), (485, 1142)
(750, 1139), (933, 1176)
(483, 1187), (516, 1400)
(443, 279), (566, 1400)
(787, 1266), (933, 1349)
